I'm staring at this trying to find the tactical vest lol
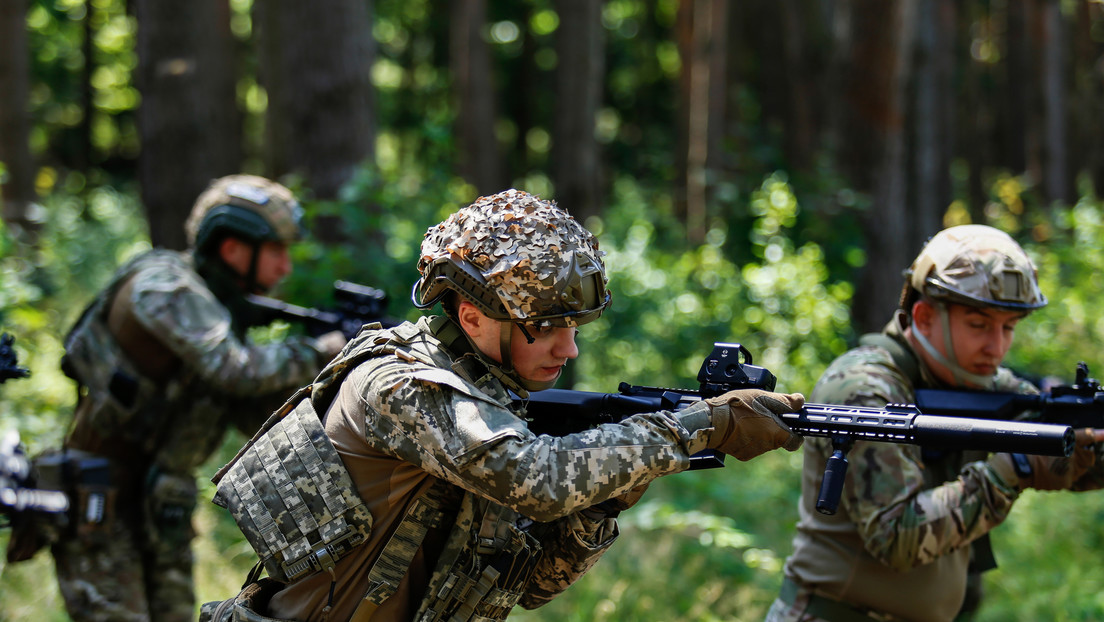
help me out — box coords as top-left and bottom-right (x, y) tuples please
(62, 250), (189, 458)
(206, 319), (550, 622)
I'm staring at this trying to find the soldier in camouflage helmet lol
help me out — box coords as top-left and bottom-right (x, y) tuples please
(766, 224), (1104, 622)
(41, 175), (346, 622)
(201, 189), (806, 622)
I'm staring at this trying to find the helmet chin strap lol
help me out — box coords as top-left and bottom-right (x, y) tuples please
(498, 322), (558, 393)
(912, 302), (995, 390)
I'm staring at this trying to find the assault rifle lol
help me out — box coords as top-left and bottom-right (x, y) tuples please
(0, 334), (69, 533)
(519, 342), (1074, 515)
(913, 361), (1104, 428)
(246, 280), (400, 340)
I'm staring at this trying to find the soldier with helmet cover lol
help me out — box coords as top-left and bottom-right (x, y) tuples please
(766, 224), (1104, 622)
(200, 188), (806, 622)
(43, 175), (347, 622)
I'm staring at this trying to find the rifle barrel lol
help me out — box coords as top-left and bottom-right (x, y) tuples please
(786, 404), (1074, 457)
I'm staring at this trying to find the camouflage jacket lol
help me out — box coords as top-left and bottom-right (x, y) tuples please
(63, 249), (332, 476)
(781, 312), (1035, 622)
(266, 316), (715, 621)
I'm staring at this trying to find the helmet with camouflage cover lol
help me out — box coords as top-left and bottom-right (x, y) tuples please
(412, 189), (611, 392)
(413, 189), (611, 329)
(901, 224), (1045, 389)
(899, 224), (1046, 314)
(185, 174), (305, 255)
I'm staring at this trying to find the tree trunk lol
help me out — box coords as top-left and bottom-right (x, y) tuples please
(842, 0), (918, 335)
(0, 0), (38, 240)
(450, 0), (505, 195)
(1073, 0), (1104, 195)
(1004, 0), (1029, 174)
(135, 0), (240, 250)
(779, 0), (816, 171)
(553, 0), (604, 223)
(255, 0), (375, 204)
(674, 0), (728, 242)
(1037, 0), (1069, 205)
(909, 0), (954, 237)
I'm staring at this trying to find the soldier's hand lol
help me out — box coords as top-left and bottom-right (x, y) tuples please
(315, 330), (347, 359)
(704, 389), (804, 461)
(989, 428), (1099, 492)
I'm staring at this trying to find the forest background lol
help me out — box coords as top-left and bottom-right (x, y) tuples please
(3, 0), (1104, 620)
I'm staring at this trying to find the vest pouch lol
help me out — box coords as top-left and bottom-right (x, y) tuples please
(143, 468), (197, 550)
(212, 398), (373, 583)
(32, 449), (115, 537)
(199, 578), (290, 622)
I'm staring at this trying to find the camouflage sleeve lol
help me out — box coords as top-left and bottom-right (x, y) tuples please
(356, 356), (715, 523)
(128, 265), (328, 396)
(519, 513), (619, 609)
(811, 347), (1020, 572)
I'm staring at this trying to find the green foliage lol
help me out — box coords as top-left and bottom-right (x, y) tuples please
(10, 170), (1104, 621)
(576, 173), (852, 395)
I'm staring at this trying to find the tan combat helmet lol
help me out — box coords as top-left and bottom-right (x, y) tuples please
(185, 174), (305, 254)
(412, 189), (611, 390)
(901, 224), (1046, 388)
(900, 224), (1047, 313)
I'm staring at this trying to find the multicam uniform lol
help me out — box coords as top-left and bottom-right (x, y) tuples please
(767, 223), (1104, 622)
(53, 248), (335, 622)
(254, 314), (716, 621)
(765, 314), (1037, 622)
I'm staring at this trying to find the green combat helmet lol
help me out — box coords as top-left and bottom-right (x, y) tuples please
(412, 189), (611, 390)
(900, 224), (1046, 388)
(185, 174), (305, 255)
(185, 174), (305, 294)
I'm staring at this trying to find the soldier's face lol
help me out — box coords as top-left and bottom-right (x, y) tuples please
(915, 301), (1025, 385)
(507, 323), (580, 384)
(220, 238), (293, 292)
(253, 241), (293, 290)
(457, 301), (579, 383)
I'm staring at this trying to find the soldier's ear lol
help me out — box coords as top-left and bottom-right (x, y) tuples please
(456, 300), (503, 362)
(911, 299), (935, 334)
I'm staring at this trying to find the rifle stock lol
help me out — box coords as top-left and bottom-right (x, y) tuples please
(519, 342), (1075, 515)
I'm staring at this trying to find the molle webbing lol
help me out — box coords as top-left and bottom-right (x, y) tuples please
(212, 394), (373, 584)
(351, 479), (460, 621)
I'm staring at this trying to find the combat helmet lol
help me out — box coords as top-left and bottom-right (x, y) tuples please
(901, 224), (1046, 388)
(185, 174), (305, 255)
(412, 189), (611, 390)
(900, 224), (1047, 313)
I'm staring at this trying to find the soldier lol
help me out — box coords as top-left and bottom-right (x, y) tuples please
(49, 175), (346, 622)
(765, 224), (1104, 622)
(201, 189), (806, 621)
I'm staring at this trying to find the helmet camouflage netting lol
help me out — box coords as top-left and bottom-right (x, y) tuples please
(414, 189), (610, 327)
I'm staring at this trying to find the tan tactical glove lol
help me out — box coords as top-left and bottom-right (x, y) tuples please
(988, 428), (1098, 492)
(314, 330), (347, 360)
(704, 389), (805, 461)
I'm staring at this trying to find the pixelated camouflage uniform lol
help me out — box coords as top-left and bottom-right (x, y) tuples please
(225, 313), (719, 621)
(764, 313), (1100, 622)
(52, 248), (335, 622)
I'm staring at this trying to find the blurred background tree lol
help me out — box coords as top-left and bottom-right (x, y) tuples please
(2, 0), (1104, 620)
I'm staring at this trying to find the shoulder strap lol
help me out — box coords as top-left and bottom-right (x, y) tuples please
(106, 274), (182, 383)
(858, 332), (922, 387)
(350, 478), (459, 622)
